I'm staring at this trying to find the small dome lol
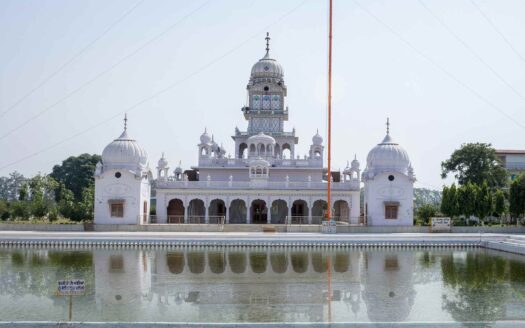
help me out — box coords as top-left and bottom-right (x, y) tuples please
(250, 33), (283, 79)
(174, 162), (183, 174)
(351, 155), (360, 169)
(365, 134), (411, 174)
(247, 132), (275, 145)
(251, 53), (284, 79)
(102, 129), (148, 167)
(312, 130), (323, 145)
(157, 153), (168, 168)
(200, 128), (211, 144)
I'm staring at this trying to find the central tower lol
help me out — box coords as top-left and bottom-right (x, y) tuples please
(234, 33), (297, 159)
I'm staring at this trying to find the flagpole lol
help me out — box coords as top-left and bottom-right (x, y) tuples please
(327, 0), (333, 223)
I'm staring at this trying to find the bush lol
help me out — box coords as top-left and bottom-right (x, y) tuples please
(416, 204), (438, 226)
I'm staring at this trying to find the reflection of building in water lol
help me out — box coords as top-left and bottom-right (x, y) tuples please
(93, 250), (151, 321)
(151, 248), (362, 322)
(361, 252), (415, 322)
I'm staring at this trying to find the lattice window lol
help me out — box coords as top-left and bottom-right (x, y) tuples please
(271, 95), (281, 110)
(262, 95), (271, 109)
(252, 95), (261, 110)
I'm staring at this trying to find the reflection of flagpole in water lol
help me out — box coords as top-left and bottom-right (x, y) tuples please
(327, 254), (332, 322)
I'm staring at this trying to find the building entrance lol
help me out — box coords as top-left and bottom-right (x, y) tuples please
(251, 200), (267, 224)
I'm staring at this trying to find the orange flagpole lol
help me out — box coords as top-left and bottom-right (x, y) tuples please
(327, 0), (333, 222)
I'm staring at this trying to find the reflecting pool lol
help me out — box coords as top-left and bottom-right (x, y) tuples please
(1, 247), (525, 324)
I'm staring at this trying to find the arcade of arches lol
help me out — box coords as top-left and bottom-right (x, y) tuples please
(165, 197), (351, 224)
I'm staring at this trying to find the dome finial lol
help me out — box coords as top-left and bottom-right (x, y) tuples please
(124, 113), (128, 131)
(386, 117), (390, 135)
(265, 32), (270, 55)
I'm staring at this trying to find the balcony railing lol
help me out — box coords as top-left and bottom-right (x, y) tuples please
(197, 157), (322, 168)
(157, 180), (359, 190)
(144, 215), (361, 225)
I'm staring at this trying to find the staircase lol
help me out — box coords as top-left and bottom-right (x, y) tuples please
(485, 235), (525, 256)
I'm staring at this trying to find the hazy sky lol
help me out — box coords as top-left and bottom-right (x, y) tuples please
(1, 0), (524, 190)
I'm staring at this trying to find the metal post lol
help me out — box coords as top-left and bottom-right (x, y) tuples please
(68, 295), (73, 321)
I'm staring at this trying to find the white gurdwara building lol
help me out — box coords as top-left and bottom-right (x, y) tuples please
(94, 35), (416, 226)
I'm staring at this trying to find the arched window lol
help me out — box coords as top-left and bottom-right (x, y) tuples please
(249, 144), (256, 154)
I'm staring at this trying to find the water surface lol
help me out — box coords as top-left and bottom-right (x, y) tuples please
(1, 246), (524, 324)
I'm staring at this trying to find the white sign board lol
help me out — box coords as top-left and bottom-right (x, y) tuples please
(57, 279), (85, 296)
(431, 217), (451, 232)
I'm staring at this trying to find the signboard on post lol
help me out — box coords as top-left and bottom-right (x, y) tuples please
(57, 279), (85, 296)
(57, 279), (85, 322)
(431, 217), (451, 233)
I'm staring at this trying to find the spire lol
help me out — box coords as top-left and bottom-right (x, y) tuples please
(386, 117), (390, 135)
(124, 113), (128, 131)
(265, 32), (270, 55)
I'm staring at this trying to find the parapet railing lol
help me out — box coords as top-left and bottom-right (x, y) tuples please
(146, 215), (225, 225)
(156, 180), (360, 190)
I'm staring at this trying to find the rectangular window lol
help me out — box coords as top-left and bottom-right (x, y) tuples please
(110, 203), (124, 218)
(385, 205), (398, 219)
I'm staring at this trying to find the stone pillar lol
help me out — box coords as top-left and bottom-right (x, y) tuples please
(287, 203), (292, 224)
(266, 199), (271, 224)
(205, 203), (209, 224)
(350, 194), (360, 224)
(225, 203), (230, 224)
(247, 201), (251, 224)
(308, 203), (312, 224)
(156, 193), (167, 224)
(184, 205), (188, 224)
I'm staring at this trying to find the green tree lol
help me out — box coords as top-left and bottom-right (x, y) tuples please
(475, 181), (493, 222)
(416, 204), (437, 225)
(458, 182), (477, 219)
(27, 174), (58, 218)
(440, 185), (450, 216)
(494, 189), (506, 219)
(50, 154), (100, 201)
(449, 183), (459, 217)
(509, 174), (525, 221)
(441, 143), (508, 188)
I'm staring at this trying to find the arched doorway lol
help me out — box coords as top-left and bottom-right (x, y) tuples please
(188, 199), (205, 224)
(312, 200), (328, 224)
(333, 200), (350, 223)
(167, 199), (184, 224)
(282, 143), (291, 159)
(251, 199), (267, 224)
(209, 199), (226, 224)
(291, 199), (308, 224)
(238, 143), (247, 159)
(229, 199), (247, 224)
(270, 199), (287, 224)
